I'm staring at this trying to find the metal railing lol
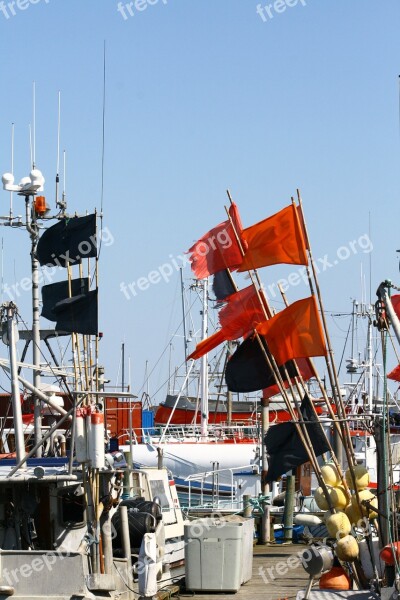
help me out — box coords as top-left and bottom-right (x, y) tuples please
(183, 463), (260, 511)
(124, 423), (261, 445)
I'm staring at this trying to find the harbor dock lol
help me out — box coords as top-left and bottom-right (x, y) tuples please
(180, 544), (309, 600)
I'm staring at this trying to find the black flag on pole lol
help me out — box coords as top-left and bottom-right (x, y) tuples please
(53, 289), (98, 335)
(36, 214), (97, 267)
(42, 278), (89, 321)
(264, 395), (329, 482)
(225, 336), (312, 394)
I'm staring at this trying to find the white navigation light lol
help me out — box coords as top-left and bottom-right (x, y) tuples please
(2, 172), (14, 187)
(2, 169), (45, 195)
(30, 169), (45, 190)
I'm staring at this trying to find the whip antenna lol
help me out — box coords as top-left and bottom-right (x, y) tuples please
(9, 122), (14, 218)
(56, 91), (61, 207)
(32, 81), (36, 169)
(101, 40), (106, 214)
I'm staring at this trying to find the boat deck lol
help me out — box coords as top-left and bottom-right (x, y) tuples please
(180, 543), (310, 600)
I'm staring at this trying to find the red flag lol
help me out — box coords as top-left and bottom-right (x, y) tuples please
(256, 296), (326, 366)
(237, 204), (308, 272)
(391, 295), (400, 318)
(388, 365), (400, 382)
(219, 285), (265, 340)
(187, 203), (245, 279)
(263, 357), (314, 399)
(187, 285), (266, 361)
(187, 329), (226, 361)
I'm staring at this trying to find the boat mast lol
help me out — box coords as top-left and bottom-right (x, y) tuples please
(26, 196), (42, 455)
(5, 303), (26, 462)
(366, 305), (373, 414)
(200, 278), (209, 438)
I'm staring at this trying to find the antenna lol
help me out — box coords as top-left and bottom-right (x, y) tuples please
(62, 149), (66, 207)
(368, 212), (372, 305)
(10, 123), (14, 218)
(100, 40), (106, 214)
(32, 81), (36, 169)
(56, 91), (61, 207)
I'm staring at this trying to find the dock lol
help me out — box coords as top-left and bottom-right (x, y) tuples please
(179, 544), (310, 600)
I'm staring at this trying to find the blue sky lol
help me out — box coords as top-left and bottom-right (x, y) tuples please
(0, 1), (399, 402)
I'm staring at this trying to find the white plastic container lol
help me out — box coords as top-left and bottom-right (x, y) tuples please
(184, 517), (252, 592)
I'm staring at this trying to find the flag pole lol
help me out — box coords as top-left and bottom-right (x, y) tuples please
(277, 283), (350, 495)
(296, 190), (362, 501)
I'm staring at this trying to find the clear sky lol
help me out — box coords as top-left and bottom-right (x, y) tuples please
(0, 1), (399, 403)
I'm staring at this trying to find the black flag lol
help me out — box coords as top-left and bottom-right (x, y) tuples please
(212, 270), (236, 302)
(42, 278), (89, 321)
(36, 214), (97, 267)
(225, 336), (311, 393)
(53, 289), (98, 335)
(264, 395), (330, 482)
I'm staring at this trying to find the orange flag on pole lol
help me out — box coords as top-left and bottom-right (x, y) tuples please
(388, 365), (400, 382)
(187, 285), (266, 360)
(391, 295), (400, 318)
(187, 330), (226, 361)
(187, 203), (245, 279)
(218, 285), (265, 340)
(256, 296), (326, 366)
(237, 204), (308, 272)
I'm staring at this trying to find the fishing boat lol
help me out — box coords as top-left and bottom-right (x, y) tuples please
(0, 145), (186, 598)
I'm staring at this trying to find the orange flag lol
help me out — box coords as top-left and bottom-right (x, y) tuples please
(388, 365), (400, 382)
(187, 285), (266, 360)
(391, 295), (400, 318)
(237, 204), (308, 272)
(219, 285), (265, 340)
(187, 203), (245, 279)
(187, 330), (226, 361)
(256, 296), (326, 366)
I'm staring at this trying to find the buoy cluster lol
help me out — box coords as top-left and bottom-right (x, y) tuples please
(312, 463), (378, 585)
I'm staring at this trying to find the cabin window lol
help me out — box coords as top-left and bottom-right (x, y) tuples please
(58, 486), (86, 527)
(149, 479), (170, 509)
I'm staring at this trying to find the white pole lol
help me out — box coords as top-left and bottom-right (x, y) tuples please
(7, 305), (26, 463)
(200, 278), (209, 439)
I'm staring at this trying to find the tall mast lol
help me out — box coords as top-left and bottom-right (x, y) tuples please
(366, 306), (373, 414)
(26, 195), (42, 455)
(200, 278), (209, 438)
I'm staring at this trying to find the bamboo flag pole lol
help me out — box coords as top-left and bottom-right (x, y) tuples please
(296, 191), (356, 467)
(79, 262), (90, 392)
(67, 263), (79, 390)
(277, 284), (350, 497)
(295, 191), (369, 520)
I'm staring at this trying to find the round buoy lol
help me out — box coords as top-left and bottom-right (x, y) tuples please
(345, 466), (370, 490)
(321, 464), (340, 487)
(336, 535), (359, 562)
(330, 486), (348, 510)
(314, 486), (332, 511)
(380, 543), (400, 566)
(319, 566), (351, 590)
(325, 512), (351, 539)
(351, 490), (378, 519)
(345, 503), (362, 526)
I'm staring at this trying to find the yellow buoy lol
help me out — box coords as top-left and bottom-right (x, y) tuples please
(336, 535), (359, 562)
(351, 489), (378, 519)
(345, 503), (362, 526)
(321, 464), (341, 487)
(314, 486), (332, 510)
(345, 466), (370, 490)
(330, 486), (349, 510)
(326, 512), (352, 539)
